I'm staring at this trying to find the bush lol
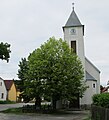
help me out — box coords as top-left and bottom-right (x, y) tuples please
(92, 93), (109, 108)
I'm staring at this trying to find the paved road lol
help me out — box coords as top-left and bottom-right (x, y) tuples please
(0, 112), (88, 120)
(0, 103), (89, 120)
(0, 103), (26, 111)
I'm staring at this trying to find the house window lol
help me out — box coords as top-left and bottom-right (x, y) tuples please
(93, 83), (96, 88)
(71, 41), (76, 53)
(1, 93), (4, 99)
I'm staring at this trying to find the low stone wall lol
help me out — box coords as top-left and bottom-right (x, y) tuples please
(22, 104), (52, 113)
(81, 104), (91, 110)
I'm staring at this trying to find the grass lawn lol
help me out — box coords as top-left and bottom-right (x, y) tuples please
(0, 100), (16, 104)
(0, 107), (23, 114)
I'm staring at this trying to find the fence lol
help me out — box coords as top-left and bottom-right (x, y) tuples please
(22, 104), (52, 113)
(91, 105), (109, 120)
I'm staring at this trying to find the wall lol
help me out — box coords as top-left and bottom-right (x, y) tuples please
(0, 78), (7, 101)
(85, 58), (100, 94)
(8, 83), (17, 101)
(82, 80), (97, 105)
(81, 58), (100, 105)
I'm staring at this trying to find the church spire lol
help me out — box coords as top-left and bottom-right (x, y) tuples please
(63, 3), (83, 27)
(72, 3), (74, 11)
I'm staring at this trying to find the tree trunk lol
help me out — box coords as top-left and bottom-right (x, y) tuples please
(35, 96), (41, 109)
(52, 95), (58, 110)
(52, 98), (56, 110)
(52, 93), (61, 110)
(69, 94), (80, 109)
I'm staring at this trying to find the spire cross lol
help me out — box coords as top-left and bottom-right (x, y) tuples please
(72, 3), (74, 11)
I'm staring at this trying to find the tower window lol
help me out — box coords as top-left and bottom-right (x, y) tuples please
(0, 82), (2, 86)
(1, 93), (4, 99)
(71, 41), (76, 53)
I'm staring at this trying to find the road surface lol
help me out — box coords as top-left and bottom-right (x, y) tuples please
(0, 103), (89, 120)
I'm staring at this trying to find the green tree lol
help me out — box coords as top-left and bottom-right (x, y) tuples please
(17, 58), (31, 102)
(0, 42), (11, 62)
(18, 58), (43, 106)
(18, 37), (86, 109)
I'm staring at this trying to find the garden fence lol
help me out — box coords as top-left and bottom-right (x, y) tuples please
(91, 105), (109, 120)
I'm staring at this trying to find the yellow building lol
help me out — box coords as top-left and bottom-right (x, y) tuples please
(4, 80), (17, 102)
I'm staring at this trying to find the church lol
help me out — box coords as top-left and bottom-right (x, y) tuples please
(63, 6), (100, 106)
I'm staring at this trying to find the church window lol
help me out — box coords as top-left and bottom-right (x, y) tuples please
(93, 83), (96, 88)
(71, 41), (76, 53)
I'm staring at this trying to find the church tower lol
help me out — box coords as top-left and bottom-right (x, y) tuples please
(63, 6), (85, 78)
(62, 5), (100, 106)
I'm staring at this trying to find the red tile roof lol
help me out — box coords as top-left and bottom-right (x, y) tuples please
(102, 86), (109, 93)
(4, 80), (14, 90)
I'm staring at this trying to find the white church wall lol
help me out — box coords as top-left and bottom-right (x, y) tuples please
(81, 80), (97, 105)
(85, 58), (100, 94)
(80, 58), (101, 105)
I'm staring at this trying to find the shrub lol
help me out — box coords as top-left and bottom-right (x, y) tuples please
(92, 93), (109, 108)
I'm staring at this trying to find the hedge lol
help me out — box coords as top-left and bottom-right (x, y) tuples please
(92, 93), (109, 108)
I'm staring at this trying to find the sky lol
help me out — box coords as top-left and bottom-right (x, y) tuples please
(0, 0), (109, 86)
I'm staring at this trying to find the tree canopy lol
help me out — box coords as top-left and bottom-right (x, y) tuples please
(18, 37), (86, 109)
(0, 42), (11, 62)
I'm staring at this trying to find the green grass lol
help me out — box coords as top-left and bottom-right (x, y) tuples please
(0, 100), (16, 104)
(83, 116), (91, 120)
(1, 107), (67, 115)
(1, 107), (22, 114)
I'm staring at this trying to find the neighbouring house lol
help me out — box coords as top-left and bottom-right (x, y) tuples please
(4, 80), (17, 102)
(101, 81), (109, 93)
(101, 86), (109, 93)
(0, 77), (7, 101)
(62, 6), (100, 107)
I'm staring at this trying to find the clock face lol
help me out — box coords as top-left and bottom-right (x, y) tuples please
(70, 28), (76, 35)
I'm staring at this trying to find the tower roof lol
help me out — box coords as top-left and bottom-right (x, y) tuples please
(64, 9), (82, 27)
(86, 71), (97, 81)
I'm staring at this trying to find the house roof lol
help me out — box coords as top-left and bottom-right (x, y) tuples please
(64, 9), (82, 27)
(102, 86), (109, 93)
(4, 80), (14, 90)
(86, 71), (97, 81)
